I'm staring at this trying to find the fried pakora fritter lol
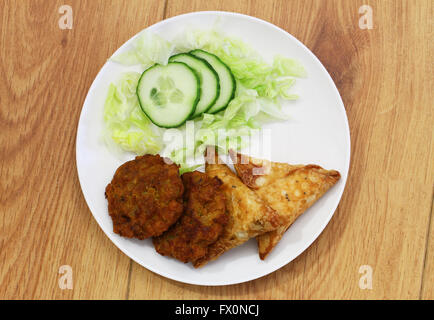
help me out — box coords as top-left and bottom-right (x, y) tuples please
(105, 154), (184, 240)
(153, 171), (228, 264)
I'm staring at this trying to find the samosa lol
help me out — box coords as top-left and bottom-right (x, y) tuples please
(230, 151), (341, 260)
(193, 149), (281, 267)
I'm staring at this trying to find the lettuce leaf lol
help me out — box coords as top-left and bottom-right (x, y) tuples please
(111, 31), (175, 68)
(103, 28), (306, 173)
(273, 55), (307, 78)
(172, 28), (306, 100)
(103, 72), (162, 155)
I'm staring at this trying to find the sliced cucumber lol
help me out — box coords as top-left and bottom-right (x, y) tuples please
(169, 53), (220, 119)
(136, 62), (200, 128)
(190, 49), (236, 114)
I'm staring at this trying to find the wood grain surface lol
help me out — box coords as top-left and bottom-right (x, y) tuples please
(0, 0), (432, 300)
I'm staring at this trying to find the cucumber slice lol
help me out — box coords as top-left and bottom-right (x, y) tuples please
(136, 62), (200, 128)
(169, 53), (220, 119)
(190, 49), (236, 114)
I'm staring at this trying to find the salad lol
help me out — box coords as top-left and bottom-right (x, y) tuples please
(103, 28), (306, 172)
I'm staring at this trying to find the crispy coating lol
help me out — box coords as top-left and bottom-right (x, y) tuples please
(105, 155), (184, 240)
(255, 165), (341, 259)
(231, 152), (341, 260)
(193, 150), (281, 268)
(229, 150), (303, 189)
(153, 171), (228, 264)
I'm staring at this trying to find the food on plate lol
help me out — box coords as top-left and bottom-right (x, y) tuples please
(231, 152), (341, 259)
(229, 150), (304, 189)
(105, 29), (305, 170)
(190, 49), (236, 114)
(193, 149), (281, 267)
(136, 62), (201, 128)
(136, 49), (237, 129)
(169, 53), (220, 118)
(105, 154), (184, 239)
(99, 27), (342, 268)
(103, 72), (162, 155)
(104, 149), (340, 266)
(153, 171), (228, 264)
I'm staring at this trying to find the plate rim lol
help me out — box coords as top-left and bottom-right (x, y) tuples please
(76, 10), (351, 286)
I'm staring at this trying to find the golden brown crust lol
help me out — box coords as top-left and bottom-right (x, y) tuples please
(105, 155), (184, 239)
(153, 171), (228, 264)
(255, 165), (340, 259)
(193, 151), (281, 268)
(230, 152), (340, 260)
(229, 150), (303, 189)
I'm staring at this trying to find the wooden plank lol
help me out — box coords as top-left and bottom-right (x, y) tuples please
(127, 0), (433, 299)
(0, 0), (165, 299)
(421, 46), (434, 299)
(1, 0), (432, 300)
(421, 199), (434, 299)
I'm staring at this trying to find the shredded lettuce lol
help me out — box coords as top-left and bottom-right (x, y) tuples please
(103, 72), (162, 155)
(273, 55), (307, 78)
(111, 31), (175, 68)
(103, 28), (306, 172)
(172, 29), (306, 99)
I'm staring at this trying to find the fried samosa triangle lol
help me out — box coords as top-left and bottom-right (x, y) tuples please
(229, 150), (303, 189)
(193, 150), (281, 268)
(230, 151), (341, 260)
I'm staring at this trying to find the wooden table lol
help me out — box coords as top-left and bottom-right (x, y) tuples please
(0, 0), (432, 300)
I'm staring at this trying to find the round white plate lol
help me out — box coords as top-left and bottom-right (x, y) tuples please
(76, 11), (350, 286)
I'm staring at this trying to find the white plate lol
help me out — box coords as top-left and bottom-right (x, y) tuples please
(76, 11), (350, 286)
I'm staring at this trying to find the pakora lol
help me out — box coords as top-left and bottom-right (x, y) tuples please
(105, 154), (184, 240)
(153, 171), (228, 264)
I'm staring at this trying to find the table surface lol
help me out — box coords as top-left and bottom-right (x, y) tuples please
(0, 0), (432, 300)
